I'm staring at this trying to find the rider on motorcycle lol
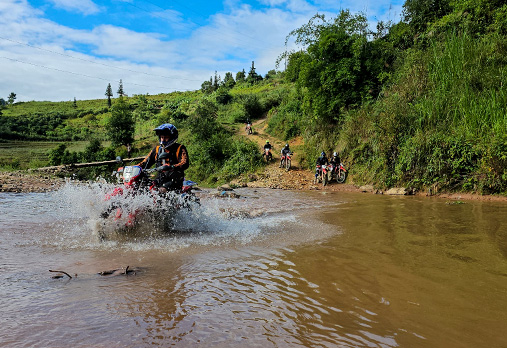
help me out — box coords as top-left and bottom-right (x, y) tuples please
(280, 143), (291, 167)
(330, 151), (341, 167)
(138, 123), (189, 192)
(315, 151), (329, 180)
(264, 140), (272, 152)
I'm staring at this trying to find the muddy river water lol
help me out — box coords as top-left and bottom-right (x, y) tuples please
(1, 184), (506, 347)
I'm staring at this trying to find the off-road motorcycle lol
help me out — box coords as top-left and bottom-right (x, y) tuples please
(98, 155), (199, 240)
(262, 148), (273, 162)
(313, 164), (329, 186)
(328, 162), (347, 183)
(280, 152), (292, 171)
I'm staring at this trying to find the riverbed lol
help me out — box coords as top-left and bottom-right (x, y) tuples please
(1, 184), (506, 347)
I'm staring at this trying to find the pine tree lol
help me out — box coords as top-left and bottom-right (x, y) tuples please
(117, 79), (125, 97)
(105, 83), (113, 107)
(236, 69), (246, 83)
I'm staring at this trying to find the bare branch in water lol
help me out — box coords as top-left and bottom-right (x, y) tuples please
(49, 270), (73, 279)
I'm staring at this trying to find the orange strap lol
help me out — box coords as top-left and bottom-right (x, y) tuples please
(156, 144), (182, 162)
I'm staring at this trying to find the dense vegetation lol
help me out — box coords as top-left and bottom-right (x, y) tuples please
(1, 0), (506, 194)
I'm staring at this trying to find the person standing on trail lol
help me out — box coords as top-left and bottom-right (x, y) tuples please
(280, 143), (291, 167)
(138, 123), (189, 192)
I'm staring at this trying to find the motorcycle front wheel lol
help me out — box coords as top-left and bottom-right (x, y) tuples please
(286, 159), (291, 171)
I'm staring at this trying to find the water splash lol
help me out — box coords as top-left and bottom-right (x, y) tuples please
(44, 181), (301, 252)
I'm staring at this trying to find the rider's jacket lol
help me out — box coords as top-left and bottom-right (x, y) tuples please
(139, 142), (189, 170)
(316, 156), (329, 166)
(330, 155), (340, 166)
(281, 148), (291, 155)
(138, 142), (189, 190)
(264, 144), (272, 151)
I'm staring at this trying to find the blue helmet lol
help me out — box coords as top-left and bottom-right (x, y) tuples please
(321, 151), (326, 157)
(154, 123), (178, 147)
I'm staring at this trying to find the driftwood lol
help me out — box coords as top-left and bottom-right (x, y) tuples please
(49, 269), (73, 279)
(32, 156), (145, 172)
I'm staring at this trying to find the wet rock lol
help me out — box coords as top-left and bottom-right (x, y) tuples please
(211, 191), (241, 199)
(360, 185), (375, 192)
(217, 184), (234, 191)
(385, 187), (412, 195)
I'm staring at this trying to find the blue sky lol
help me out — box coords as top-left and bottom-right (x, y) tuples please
(0, 0), (404, 102)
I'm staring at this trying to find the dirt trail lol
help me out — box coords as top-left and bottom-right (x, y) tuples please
(234, 118), (359, 192)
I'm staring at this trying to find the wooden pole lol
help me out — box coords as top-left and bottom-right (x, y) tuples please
(30, 156), (145, 172)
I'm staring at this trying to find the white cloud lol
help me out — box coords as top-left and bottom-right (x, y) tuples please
(48, 0), (101, 15)
(0, 0), (404, 101)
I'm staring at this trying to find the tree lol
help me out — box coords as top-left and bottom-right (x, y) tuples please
(213, 71), (221, 90)
(246, 61), (262, 84)
(403, 0), (451, 34)
(201, 80), (213, 94)
(284, 10), (386, 123)
(236, 69), (246, 83)
(117, 79), (125, 97)
(105, 83), (113, 107)
(106, 96), (134, 147)
(73, 97), (77, 108)
(8, 92), (16, 105)
(223, 72), (236, 89)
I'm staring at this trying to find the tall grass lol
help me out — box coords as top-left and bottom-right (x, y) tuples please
(340, 31), (507, 193)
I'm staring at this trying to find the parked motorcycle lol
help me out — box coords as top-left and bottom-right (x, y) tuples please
(328, 162), (347, 183)
(262, 148), (273, 162)
(98, 156), (199, 240)
(280, 152), (292, 170)
(313, 164), (328, 186)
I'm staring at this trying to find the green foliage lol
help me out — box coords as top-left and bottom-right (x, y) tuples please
(241, 94), (263, 120)
(182, 99), (262, 185)
(47, 144), (78, 165)
(266, 87), (302, 140)
(106, 96), (134, 147)
(8, 92), (16, 105)
(223, 72), (236, 88)
(105, 83), (113, 107)
(403, 0), (452, 34)
(284, 10), (394, 124)
(236, 69), (246, 83)
(339, 30), (507, 193)
(215, 87), (233, 105)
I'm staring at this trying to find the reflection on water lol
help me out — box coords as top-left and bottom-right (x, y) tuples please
(1, 185), (507, 347)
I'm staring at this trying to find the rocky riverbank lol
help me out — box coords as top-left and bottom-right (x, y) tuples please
(0, 171), (67, 193)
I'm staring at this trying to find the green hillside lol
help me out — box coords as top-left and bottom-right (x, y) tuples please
(1, 0), (506, 194)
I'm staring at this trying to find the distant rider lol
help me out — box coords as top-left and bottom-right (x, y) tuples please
(138, 123), (189, 192)
(263, 140), (272, 159)
(315, 151), (329, 180)
(280, 143), (291, 167)
(264, 140), (272, 152)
